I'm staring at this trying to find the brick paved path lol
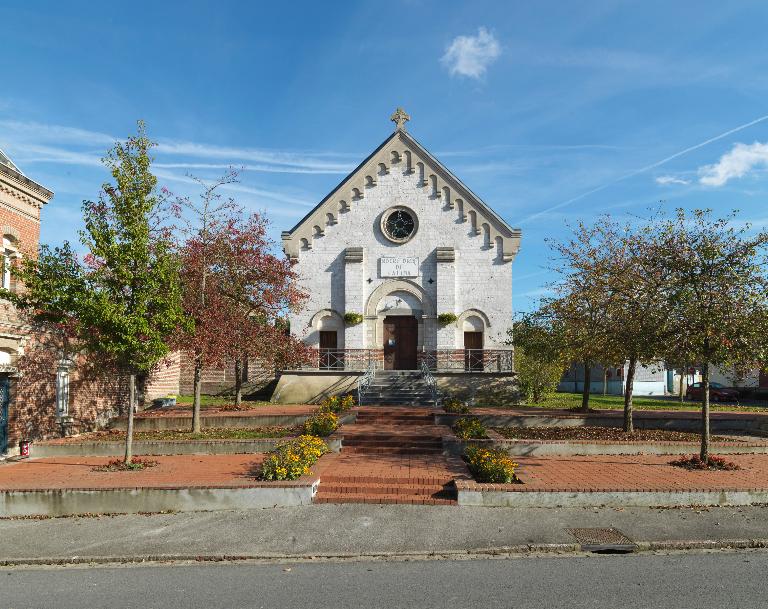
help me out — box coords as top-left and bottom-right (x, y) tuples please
(314, 407), (470, 505)
(484, 453), (768, 492)
(0, 454), (268, 491)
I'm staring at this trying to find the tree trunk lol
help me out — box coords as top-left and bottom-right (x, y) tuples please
(124, 372), (136, 464)
(192, 356), (203, 434)
(700, 361), (711, 462)
(623, 356), (637, 433)
(581, 362), (591, 411)
(234, 357), (243, 408)
(603, 368), (608, 396)
(678, 367), (685, 402)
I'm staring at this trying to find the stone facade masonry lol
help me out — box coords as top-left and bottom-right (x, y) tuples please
(285, 125), (520, 352)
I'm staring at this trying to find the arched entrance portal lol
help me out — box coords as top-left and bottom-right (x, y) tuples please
(383, 315), (417, 370)
(365, 281), (436, 370)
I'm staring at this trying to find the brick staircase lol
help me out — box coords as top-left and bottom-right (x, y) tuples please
(313, 406), (462, 505)
(358, 370), (436, 406)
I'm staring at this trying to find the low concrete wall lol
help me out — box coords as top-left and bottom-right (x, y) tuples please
(0, 482), (319, 517)
(111, 412), (338, 431)
(272, 371), (362, 404)
(436, 412), (768, 435)
(456, 484), (768, 508)
(30, 437), (343, 458)
(443, 437), (768, 457)
(436, 373), (519, 404)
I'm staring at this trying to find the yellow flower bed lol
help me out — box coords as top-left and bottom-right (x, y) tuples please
(318, 394), (355, 414)
(452, 417), (487, 440)
(464, 445), (519, 484)
(259, 435), (329, 481)
(303, 410), (339, 437)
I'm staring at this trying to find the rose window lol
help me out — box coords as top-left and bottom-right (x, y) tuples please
(383, 209), (416, 242)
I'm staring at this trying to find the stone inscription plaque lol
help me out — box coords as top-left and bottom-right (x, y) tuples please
(380, 256), (419, 278)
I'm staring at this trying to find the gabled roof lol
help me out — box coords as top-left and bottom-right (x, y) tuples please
(281, 117), (522, 263)
(0, 147), (54, 205)
(0, 148), (21, 174)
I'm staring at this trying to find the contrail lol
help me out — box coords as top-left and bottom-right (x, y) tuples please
(519, 113), (768, 226)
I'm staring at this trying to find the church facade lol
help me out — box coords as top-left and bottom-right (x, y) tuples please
(282, 110), (521, 374)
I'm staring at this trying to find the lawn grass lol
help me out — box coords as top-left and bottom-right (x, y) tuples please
(73, 427), (299, 442)
(513, 392), (768, 413)
(491, 426), (738, 443)
(173, 395), (273, 409)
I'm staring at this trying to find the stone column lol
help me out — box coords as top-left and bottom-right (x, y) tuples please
(343, 247), (365, 350)
(435, 246), (457, 349)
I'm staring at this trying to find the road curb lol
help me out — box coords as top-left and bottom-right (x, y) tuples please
(2, 539), (768, 567)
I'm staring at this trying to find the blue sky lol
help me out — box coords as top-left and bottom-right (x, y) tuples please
(3, 1), (768, 313)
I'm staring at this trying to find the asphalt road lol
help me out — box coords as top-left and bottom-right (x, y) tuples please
(3, 551), (767, 609)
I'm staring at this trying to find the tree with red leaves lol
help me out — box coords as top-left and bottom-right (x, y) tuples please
(211, 211), (310, 406)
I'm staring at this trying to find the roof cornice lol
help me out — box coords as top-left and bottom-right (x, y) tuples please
(0, 163), (54, 204)
(282, 127), (521, 263)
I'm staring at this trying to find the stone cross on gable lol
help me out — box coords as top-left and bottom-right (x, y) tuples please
(390, 107), (410, 131)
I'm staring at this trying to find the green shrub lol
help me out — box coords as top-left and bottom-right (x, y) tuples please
(303, 410), (339, 437)
(344, 312), (364, 325)
(318, 394), (355, 414)
(259, 435), (329, 481)
(437, 312), (458, 327)
(464, 445), (518, 483)
(452, 417), (487, 440)
(443, 396), (471, 414)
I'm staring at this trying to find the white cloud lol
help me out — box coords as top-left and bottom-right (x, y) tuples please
(655, 175), (690, 186)
(441, 27), (500, 79)
(698, 141), (768, 187)
(0, 119), (354, 175)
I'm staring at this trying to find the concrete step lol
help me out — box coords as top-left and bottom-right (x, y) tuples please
(341, 446), (444, 455)
(313, 493), (456, 505)
(343, 441), (443, 449)
(317, 482), (449, 496)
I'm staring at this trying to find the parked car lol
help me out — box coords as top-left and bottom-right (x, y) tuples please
(685, 382), (740, 402)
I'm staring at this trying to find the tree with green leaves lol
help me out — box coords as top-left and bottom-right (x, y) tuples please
(5, 122), (186, 463)
(592, 216), (673, 432)
(507, 312), (567, 403)
(544, 221), (623, 411)
(656, 209), (768, 462)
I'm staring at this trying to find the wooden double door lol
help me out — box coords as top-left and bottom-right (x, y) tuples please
(464, 331), (484, 371)
(383, 316), (418, 370)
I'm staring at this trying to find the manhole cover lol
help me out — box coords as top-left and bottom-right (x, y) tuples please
(566, 528), (637, 553)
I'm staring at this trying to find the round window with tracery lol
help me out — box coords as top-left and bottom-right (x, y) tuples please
(381, 207), (418, 243)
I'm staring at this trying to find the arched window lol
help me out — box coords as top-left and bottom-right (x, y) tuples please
(1, 236), (19, 291)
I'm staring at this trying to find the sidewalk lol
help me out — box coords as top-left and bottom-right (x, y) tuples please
(1, 504), (767, 564)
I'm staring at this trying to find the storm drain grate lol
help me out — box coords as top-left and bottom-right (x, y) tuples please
(566, 528), (637, 553)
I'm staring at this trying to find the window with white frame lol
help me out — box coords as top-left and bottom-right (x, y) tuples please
(1, 236), (18, 291)
(56, 364), (70, 417)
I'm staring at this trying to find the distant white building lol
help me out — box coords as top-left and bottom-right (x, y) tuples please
(558, 362), (668, 396)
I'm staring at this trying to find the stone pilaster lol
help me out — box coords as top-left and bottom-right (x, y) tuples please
(343, 247), (365, 349)
(435, 246), (457, 348)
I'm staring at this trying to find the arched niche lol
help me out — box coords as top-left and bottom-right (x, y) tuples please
(365, 279), (435, 318)
(457, 308), (491, 329)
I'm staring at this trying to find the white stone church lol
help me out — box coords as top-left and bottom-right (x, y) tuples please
(281, 109), (520, 387)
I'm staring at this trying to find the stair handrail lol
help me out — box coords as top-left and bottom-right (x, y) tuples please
(357, 359), (375, 405)
(419, 359), (442, 407)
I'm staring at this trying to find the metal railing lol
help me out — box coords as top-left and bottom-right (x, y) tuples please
(357, 359), (376, 405)
(315, 349), (383, 371)
(303, 348), (513, 372)
(418, 349), (514, 373)
(419, 359), (441, 406)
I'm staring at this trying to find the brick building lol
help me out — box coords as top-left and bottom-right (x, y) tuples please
(0, 150), (127, 456)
